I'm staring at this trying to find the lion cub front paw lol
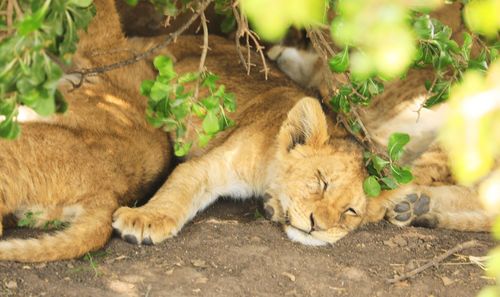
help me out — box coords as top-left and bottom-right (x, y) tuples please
(112, 207), (178, 245)
(262, 193), (285, 223)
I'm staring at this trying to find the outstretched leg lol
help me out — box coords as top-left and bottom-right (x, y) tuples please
(366, 184), (493, 232)
(112, 148), (253, 245)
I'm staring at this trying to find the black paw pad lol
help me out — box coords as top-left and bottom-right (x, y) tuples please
(123, 234), (138, 245)
(405, 193), (418, 203)
(142, 236), (153, 246)
(395, 213), (411, 222)
(412, 215), (438, 228)
(394, 201), (410, 212)
(113, 228), (122, 237)
(263, 205), (275, 220)
(414, 194), (430, 216)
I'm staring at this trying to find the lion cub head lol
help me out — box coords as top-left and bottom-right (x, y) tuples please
(267, 97), (367, 246)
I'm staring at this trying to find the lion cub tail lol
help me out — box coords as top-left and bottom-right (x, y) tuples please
(0, 207), (113, 262)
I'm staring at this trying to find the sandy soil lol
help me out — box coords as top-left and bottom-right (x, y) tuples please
(0, 199), (494, 297)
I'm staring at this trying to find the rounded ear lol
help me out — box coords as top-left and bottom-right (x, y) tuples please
(278, 97), (329, 153)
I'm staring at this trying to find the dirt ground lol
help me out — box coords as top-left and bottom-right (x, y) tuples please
(0, 199), (494, 297)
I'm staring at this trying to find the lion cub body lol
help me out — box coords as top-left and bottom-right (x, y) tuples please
(0, 0), (171, 262)
(112, 35), (369, 246)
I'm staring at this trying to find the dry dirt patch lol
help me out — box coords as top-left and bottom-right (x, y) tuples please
(0, 199), (494, 297)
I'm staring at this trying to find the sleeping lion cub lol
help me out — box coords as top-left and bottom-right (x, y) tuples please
(114, 24), (495, 245)
(0, 0), (172, 262)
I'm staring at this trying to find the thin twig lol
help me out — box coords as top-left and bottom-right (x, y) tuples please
(186, 10), (209, 143)
(231, 1), (249, 72)
(193, 10), (209, 99)
(6, 0), (12, 35)
(67, 0), (213, 88)
(416, 76), (437, 120)
(387, 240), (481, 284)
(231, 0), (268, 79)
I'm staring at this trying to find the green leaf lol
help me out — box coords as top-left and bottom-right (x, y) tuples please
(380, 177), (398, 190)
(338, 86), (352, 96)
(32, 96), (56, 116)
(461, 32), (473, 60)
(202, 110), (220, 135)
(140, 80), (155, 96)
(153, 55), (175, 80)
(329, 46), (349, 73)
(372, 155), (389, 173)
(174, 141), (192, 157)
(70, 0), (93, 8)
(223, 92), (236, 112)
(171, 99), (190, 120)
(0, 116), (20, 139)
(391, 165), (413, 184)
(149, 81), (170, 102)
(413, 16), (432, 39)
(339, 95), (350, 113)
(367, 79), (384, 96)
(330, 94), (341, 112)
(192, 104), (206, 118)
(54, 90), (68, 113)
(17, 6), (47, 35)
(178, 72), (199, 84)
(387, 132), (410, 161)
(0, 100), (15, 116)
(202, 73), (219, 92)
(201, 96), (219, 109)
(363, 176), (381, 197)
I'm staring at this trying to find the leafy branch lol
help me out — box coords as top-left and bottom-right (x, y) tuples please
(141, 55), (236, 156)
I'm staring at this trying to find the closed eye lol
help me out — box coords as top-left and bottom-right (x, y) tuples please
(344, 208), (358, 216)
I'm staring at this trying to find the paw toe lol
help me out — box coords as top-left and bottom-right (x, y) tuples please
(394, 201), (410, 212)
(405, 193), (418, 203)
(263, 205), (275, 220)
(112, 207), (177, 245)
(142, 236), (153, 246)
(395, 212), (412, 222)
(123, 234), (139, 245)
(414, 194), (430, 216)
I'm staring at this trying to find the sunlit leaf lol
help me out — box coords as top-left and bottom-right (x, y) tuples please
(363, 176), (381, 197)
(202, 110), (220, 135)
(387, 132), (410, 161)
(391, 165), (413, 184)
(329, 46), (349, 73)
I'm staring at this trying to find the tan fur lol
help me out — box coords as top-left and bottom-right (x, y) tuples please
(0, 0), (172, 262)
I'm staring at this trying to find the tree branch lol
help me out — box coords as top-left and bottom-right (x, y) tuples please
(67, 0), (213, 88)
(231, 0), (269, 79)
(307, 28), (382, 154)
